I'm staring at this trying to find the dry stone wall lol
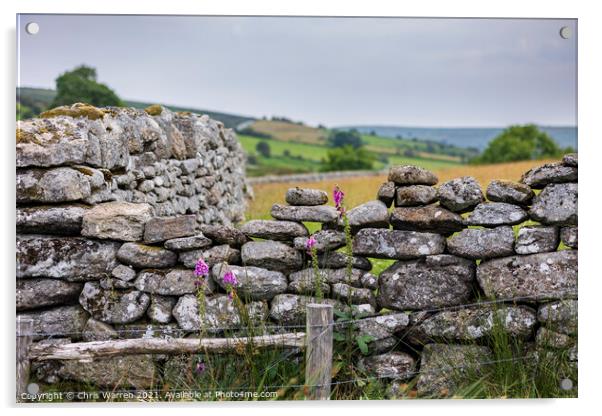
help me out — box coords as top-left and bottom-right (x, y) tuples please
(16, 113), (577, 396)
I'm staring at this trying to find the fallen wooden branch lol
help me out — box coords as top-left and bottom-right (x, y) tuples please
(28, 332), (306, 362)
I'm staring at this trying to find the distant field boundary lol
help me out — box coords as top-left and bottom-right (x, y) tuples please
(247, 169), (388, 185)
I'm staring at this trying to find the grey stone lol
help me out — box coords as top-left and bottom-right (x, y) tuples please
(143, 215), (197, 243)
(412, 305), (537, 342)
(530, 183), (578, 225)
(389, 205), (464, 235)
(16, 235), (119, 280)
(285, 187), (328, 205)
(562, 153), (578, 167)
(82, 318), (118, 341)
(352, 228), (446, 259)
(147, 295), (177, 324)
(289, 267), (368, 288)
(111, 265), (137, 282)
(271, 203), (339, 223)
(172, 294), (267, 331)
(350, 313), (409, 354)
(560, 226), (578, 248)
(117, 242), (178, 269)
(378, 255), (475, 310)
(240, 219), (309, 241)
(477, 250), (578, 300)
(317, 252), (372, 271)
(164, 234), (213, 251)
(17, 167), (91, 203)
(538, 299), (577, 335)
(134, 269), (212, 295)
(81, 201), (153, 241)
(417, 344), (492, 397)
(241, 241), (303, 272)
(200, 224), (249, 247)
(515, 226), (559, 254)
(179, 245), (241, 268)
(521, 162), (578, 189)
(438, 176), (484, 212)
(360, 272), (378, 290)
(113, 323), (186, 339)
(359, 352), (416, 379)
(388, 165), (438, 185)
(465, 202), (528, 226)
(536, 327), (573, 349)
(18, 305), (88, 340)
(58, 355), (156, 389)
(486, 180), (534, 205)
(100, 277), (133, 290)
(294, 230), (346, 252)
(288, 274), (331, 296)
(269, 294), (347, 325)
(377, 181), (396, 207)
(395, 185), (438, 207)
(79, 282), (150, 324)
(212, 263), (288, 301)
(16, 205), (88, 235)
(17, 279), (83, 311)
(331, 282), (376, 306)
(345, 200), (389, 231)
(447, 226), (515, 259)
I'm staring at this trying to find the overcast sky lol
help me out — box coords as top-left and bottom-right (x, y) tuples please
(17, 15), (577, 127)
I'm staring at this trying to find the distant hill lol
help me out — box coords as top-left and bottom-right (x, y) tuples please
(16, 87), (255, 129)
(339, 125), (578, 152)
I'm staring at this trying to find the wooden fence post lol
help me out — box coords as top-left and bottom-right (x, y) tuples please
(16, 317), (33, 402)
(305, 303), (333, 400)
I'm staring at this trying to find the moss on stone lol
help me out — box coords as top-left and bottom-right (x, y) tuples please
(144, 104), (163, 116)
(41, 103), (106, 121)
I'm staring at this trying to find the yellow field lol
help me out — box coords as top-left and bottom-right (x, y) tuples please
(250, 120), (328, 145)
(245, 159), (558, 220)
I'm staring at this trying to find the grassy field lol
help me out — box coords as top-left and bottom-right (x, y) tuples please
(246, 159), (557, 219)
(249, 119), (328, 144)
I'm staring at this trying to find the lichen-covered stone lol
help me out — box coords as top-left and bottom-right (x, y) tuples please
(17, 167), (92, 203)
(143, 215), (197, 243)
(111, 264), (137, 282)
(515, 226), (558, 254)
(134, 269), (212, 295)
(17, 279), (83, 311)
(378, 255), (475, 310)
(200, 224), (249, 247)
(349, 313), (409, 354)
(560, 226), (578, 248)
(353, 228), (446, 259)
(344, 200), (389, 231)
(562, 153), (578, 167)
(271, 203), (338, 223)
(477, 250), (578, 300)
(164, 234), (212, 251)
(521, 162), (578, 189)
(331, 282), (376, 306)
(240, 220), (308, 241)
(17, 305), (88, 340)
(377, 181), (396, 207)
(536, 327), (573, 349)
(58, 355), (156, 389)
(389, 205), (464, 235)
(288, 273), (331, 296)
(100, 277), (133, 290)
(294, 230), (346, 252)
(212, 263), (287, 301)
(360, 272), (378, 290)
(81, 201), (153, 241)
(241, 241), (303, 272)
(359, 352), (416, 379)
(82, 318), (118, 341)
(179, 244), (241, 268)
(417, 344), (492, 397)
(285, 187), (328, 206)
(447, 226), (515, 259)
(465, 202), (528, 227)
(388, 165), (438, 185)
(147, 295), (177, 324)
(16, 205), (88, 235)
(538, 299), (577, 335)
(395, 185), (438, 207)
(530, 183), (578, 225)
(16, 235), (119, 280)
(79, 282), (150, 324)
(289, 267), (366, 288)
(412, 305), (537, 342)
(116, 242), (178, 269)
(438, 176), (483, 212)
(317, 252), (372, 271)
(486, 180), (534, 205)
(269, 294), (346, 324)
(172, 294), (267, 331)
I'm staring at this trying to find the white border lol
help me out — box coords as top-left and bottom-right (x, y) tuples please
(2, 1), (600, 415)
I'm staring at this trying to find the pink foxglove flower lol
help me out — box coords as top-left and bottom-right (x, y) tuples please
(194, 258), (210, 277)
(223, 270), (238, 287)
(306, 235), (317, 251)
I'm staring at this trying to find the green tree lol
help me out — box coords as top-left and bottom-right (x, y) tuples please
(322, 145), (374, 171)
(255, 141), (271, 158)
(471, 124), (567, 164)
(16, 103), (34, 120)
(328, 129), (363, 149)
(50, 65), (123, 108)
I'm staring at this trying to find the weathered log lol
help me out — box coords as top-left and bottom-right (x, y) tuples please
(28, 332), (306, 361)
